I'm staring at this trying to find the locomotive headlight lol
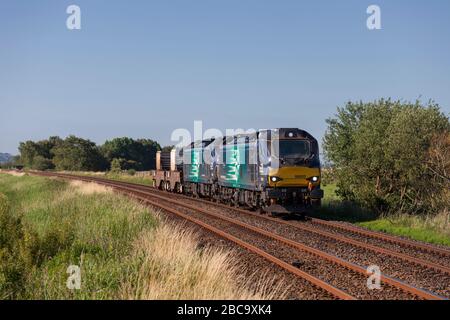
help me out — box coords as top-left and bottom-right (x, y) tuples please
(311, 176), (319, 182)
(270, 176), (283, 182)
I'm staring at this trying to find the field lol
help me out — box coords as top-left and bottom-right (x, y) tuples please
(0, 173), (282, 300)
(318, 183), (450, 247)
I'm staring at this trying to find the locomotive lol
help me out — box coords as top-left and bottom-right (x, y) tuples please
(154, 128), (323, 214)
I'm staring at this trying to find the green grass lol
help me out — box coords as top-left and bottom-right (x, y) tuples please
(313, 183), (377, 223)
(0, 173), (157, 299)
(359, 213), (450, 247)
(314, 183), (450, 247)
(0, 173), (284, 300)
(322, 184), (339, 201)
(104, 173), (154, 186)
(66, 171), (154, 187)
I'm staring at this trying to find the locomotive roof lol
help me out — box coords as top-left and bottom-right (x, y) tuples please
(186, 128), (317, 148)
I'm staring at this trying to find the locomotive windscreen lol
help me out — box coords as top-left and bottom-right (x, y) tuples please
(278, 140), (311, 159)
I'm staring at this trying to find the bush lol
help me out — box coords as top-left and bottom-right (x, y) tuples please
(0, 194), (23, 251)
(0, 192), (75, 299)
(110, 158), (123, 173)
(323, 99), (450, 215)
(52, 136), (108, 171)
(127, 169), (136, 176)
(0, 193), (27, 298)
(101, 137), (161, 171)
(32, 156), (54, 171)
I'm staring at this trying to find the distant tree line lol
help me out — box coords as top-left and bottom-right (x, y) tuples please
(0, 155), (21, 169)
(16, 136), (162, 172)
(323, 99), (449, 215)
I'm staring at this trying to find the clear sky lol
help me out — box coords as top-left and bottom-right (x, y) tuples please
(1, 0), (449, 154)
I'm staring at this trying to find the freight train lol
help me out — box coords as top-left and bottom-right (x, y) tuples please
(153, 128), (323, 215)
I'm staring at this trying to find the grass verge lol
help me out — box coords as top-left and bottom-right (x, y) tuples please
(315, 183), (450, 247)
(358, 211), (450, 247)
(59, 171), (154, 187)
(0, 173), (285, 300)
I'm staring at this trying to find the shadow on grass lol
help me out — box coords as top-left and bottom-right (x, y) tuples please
(310, 200), (378, 223)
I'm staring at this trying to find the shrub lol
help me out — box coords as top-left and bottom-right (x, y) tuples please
(0, 194), (22, 251)
(52, 136), (108, 171)
(110, 158), (123, 173)
(0, 193), (27, 298)
(426, 132), (450, 212)
(0, 192), (75, 298)
(101, 137), (161, 171)
(323, 99), (450, 215)
(32, 156), (54, 171)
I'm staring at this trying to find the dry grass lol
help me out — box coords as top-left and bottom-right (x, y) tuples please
(408, 209), (450, 236)
(370, 189), (450, 245)
(69, 180), (113, 195)
(120, 223), (287, 300)
(60, 170), (106, 176)
(0, 170), (25, 177)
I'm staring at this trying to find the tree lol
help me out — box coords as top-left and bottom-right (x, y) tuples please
(101, 138), (161, 171)
(323, 99), (450, 214)
(17, 135), (162, 172)
(426, 132), (450, 211)
(32, 156), (54, 171)
(161, 145), (175, 152)
(427, 132), (450, 186)
(52, 136), (107, 171)
(18, 141), (40, 168)
(18, 136), (62, 169)
(110, 158), (123, 173)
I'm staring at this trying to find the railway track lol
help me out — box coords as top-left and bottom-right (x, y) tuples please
(107, 178), (450, 271)
(309, 218), (450, 256)
(104, 178), (450, 298)
(30, 171), (448, 300)
(58, 173), (450, 270)
(59, 173), (450, 261)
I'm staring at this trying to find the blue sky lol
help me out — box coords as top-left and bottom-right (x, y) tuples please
(1, 0), (449, 154)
